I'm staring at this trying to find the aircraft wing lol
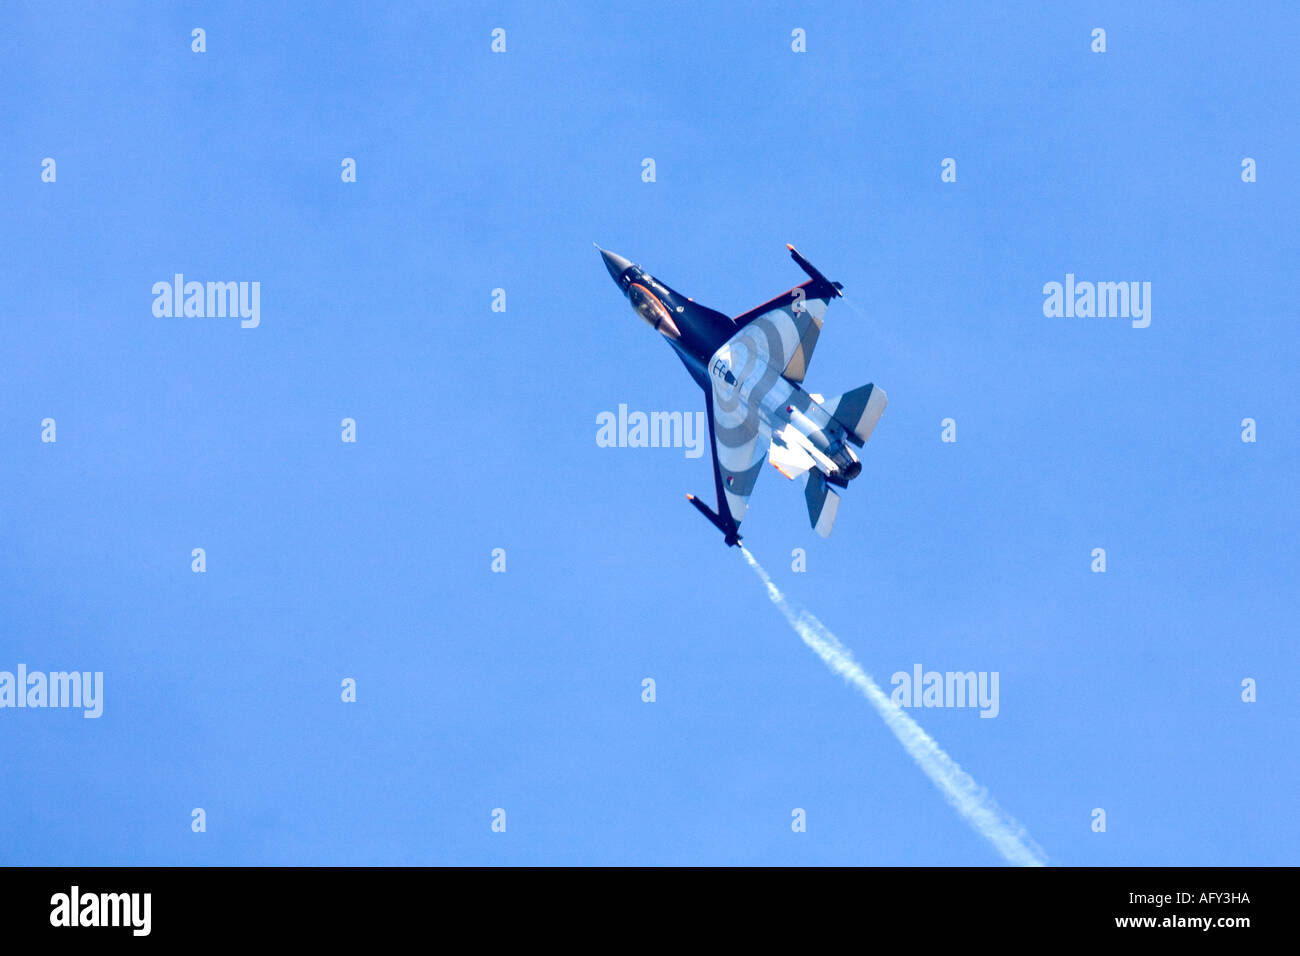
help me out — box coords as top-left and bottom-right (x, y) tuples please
(731, 245), (843, 384)
(707, 379), (771, 527)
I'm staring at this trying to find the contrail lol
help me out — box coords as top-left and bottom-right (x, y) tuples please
(740, 546), (1048, 867)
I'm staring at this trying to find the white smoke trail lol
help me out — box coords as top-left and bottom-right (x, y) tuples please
(740, 546), (1047, 867)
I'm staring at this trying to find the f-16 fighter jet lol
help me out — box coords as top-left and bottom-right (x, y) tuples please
(597, 244), (886, 546)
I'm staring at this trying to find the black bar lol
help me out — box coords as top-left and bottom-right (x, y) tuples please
(0, 866), (1283, 943)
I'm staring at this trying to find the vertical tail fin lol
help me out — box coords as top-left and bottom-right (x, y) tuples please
(804, 470), (841, 538)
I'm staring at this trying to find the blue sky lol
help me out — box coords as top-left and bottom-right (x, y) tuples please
(1, 1), (1296, 865)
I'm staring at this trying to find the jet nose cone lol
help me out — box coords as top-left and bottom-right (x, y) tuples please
(597, 246), (634, 285)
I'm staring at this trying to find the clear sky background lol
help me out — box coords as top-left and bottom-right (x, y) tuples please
(1, 1), (1296, 865)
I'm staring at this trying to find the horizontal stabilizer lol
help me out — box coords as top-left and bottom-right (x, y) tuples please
(804, 470), (840, 538)
(823, 383), (887, 447)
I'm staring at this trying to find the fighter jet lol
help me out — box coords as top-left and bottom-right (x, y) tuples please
(597, 244), (887, 546)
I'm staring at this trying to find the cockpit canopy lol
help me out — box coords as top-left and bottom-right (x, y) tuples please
(627, 281), (680, 339)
